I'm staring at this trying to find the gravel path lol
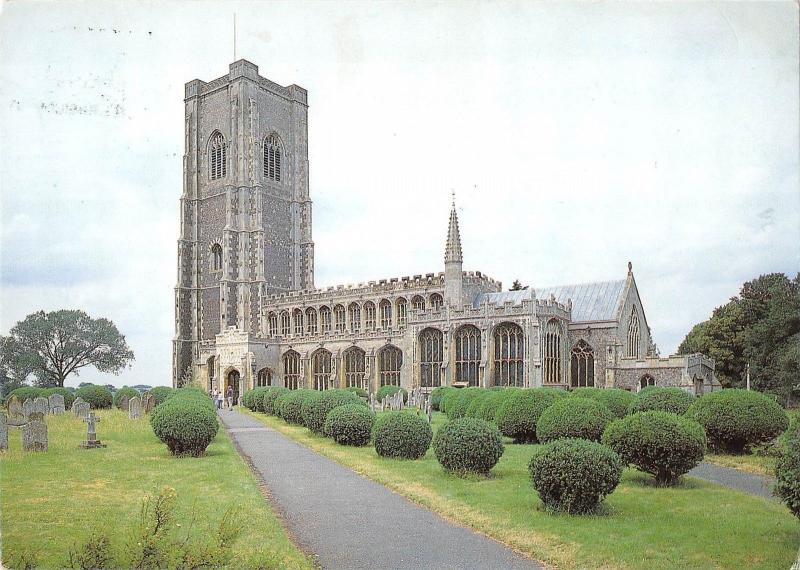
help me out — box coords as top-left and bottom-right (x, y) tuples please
(688, 462), (776, 501)
(220, 409), (542, 570)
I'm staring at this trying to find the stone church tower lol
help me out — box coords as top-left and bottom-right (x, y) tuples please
(173, 60), (314, 384)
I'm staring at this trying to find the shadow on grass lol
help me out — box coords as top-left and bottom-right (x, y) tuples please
(624, 470), (707, 490)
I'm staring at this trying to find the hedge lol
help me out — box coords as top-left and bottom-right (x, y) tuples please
(570, 387), (635, 419)
(433, 417), (504, 475)
(278, 390), (319, 425)
(324, 403), (376, 446)
(377, 385), (408, 403)
(301, 390), (363, 434)
(430, 386), (456, 411)
(373, 411), (433, 459)
(241, 387), (271, 412)
(345, 386), (368, 399)
(602, 411), (706, 485)
(149, 386), (174, 406)
(529, 438), (622, 514)
(474, 389), (517, 423)
(113, 387), (140, 409)
(536, 398), (615, 443)
(447, 387), (483, 420)
(6, 387), (78, 409)
(495, 388), (566, 443)
(631, 387), (695, 415)
(686, 389), (789, 452)
(75, 385), (113, 409)
(262, 387), (289, 415)
(149, 389), (218, 456)
(774, 424), (800, 519)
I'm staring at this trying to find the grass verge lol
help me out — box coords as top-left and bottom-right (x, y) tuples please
(705, 453), (776, 476)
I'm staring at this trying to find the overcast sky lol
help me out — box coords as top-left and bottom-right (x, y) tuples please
(1, 1), (797, 388)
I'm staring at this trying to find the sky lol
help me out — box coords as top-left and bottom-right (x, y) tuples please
(0, 1), (797, 388)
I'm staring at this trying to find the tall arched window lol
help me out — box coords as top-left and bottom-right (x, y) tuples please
(379, 345), (403, 386)
(283, 350), (300, 390)
(640, 374), (656, 391)
(293, 309), (304, 336)
(379, 300), (392, 329)
(396, 298), (407, 328)
(334, 305), (346, 333)
(256, 368), (273, 387)
(494, 322), (524, 387)
(348, 303), (361, 333)
(320, 306), (332, 333)
(419, 328), (443, 388)
(364, 301), (376, 331)
(430, 293), (443, 311)
(211, 243), (223, 271)
(627, 309), (641, 358)
(280, 311), (291, 337)
(267, 312), (278, 337)
(306, 307), (318, 335)
(411, 295), (425, 312)
(264, 134), (282, 182)
(209, 131), (226, 180)
(543, 319), (562, 384)
(570, 340), (594, 388)
(455, 325), (481, 386)
(344, 347), (366, 389)
(312, 349), (332, 391)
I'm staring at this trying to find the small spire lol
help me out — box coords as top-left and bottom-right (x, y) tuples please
(628, 261), (633, 273)
(445, 196), (463, 264)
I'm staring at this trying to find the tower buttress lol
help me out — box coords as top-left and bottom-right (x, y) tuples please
(444, 196), (464, 307)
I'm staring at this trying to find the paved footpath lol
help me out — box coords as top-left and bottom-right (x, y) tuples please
(688, 462), (776, 501)
(220, 410), (541, 570)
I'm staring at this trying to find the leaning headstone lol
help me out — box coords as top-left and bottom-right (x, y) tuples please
(142, 393), (155, 413)
(0, 413), (8, 451)
(80, 412), (107, 449)
(22, 398), (35, 419)
(71, 397), (85, 414)
(73, 400), (90, 420)
(7, 396), (26, 426)
(119, 395), (130, 412)
(22, 419), (47, 452)
(33, 397), (49, 416)
(128, 396), (142, 419)
(48, 394), (66, 415)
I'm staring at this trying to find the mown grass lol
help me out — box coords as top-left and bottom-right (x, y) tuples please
(0, 409), (313, 570)
(705, 453), (776, 476)
(245, 408), (799, 570)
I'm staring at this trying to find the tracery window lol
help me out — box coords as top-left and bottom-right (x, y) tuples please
(627, 309), (641, 358)
(430, 293), (443, 311)
(334, 305), (346, 333)
(209, 131), (226, 180)
(263, 134), (282, 182)
(419, 328), (443, 388)
(379, 345), (403, 386)
(280, 311), (290, 337)
(570, 340), (594, 388)
(348, 303), (361, 333)
(306, 308), (318, 335)
(211, 243), (223, 271)
(267, 312), (278, 337)
(364, 301), (376, 331)
(344, 347), (366, 389)
(283, 350), (300, 390)
(396, 298), (407, 328)
(454, 325), (481, 386)
(543, 319), (562, 384)
(379, 300), (392, 329)
(493, 322), (525, 387)
(640, 374), (656, 391)
(293, 309), (304, 336)
(320, 306), (332, 333)
(411, 295), (425, 312)
(256, 368), (272, 387)
(312, 349), (332, 391)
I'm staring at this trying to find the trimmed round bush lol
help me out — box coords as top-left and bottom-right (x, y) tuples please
(377, 385), (408, 403)
(440, 388), (462, 415)
(324, 403), (376, 446)
(150, 394), (219, 456)
(273, 391), (295, 421)
(571, 388), (636, 419)
(495, 388), (566, 443)
(537, 398), (615, 443)
(465, 391), (489, 418)
(244, 387), (272, 412)
(146, 386), (173, 407)
(447, 387), (483, 420)
(75, 384), (113, 409)
(345, 386), (368, 399)
(301, 390), (363, 434)
(475, 389), (520, 422)
(113, 387), (140, 409)
(433, 417), (505, 474)
(373, 411), (433, 459)
(774, 425), (800, 519)
(43, 387), (77, 409)
(687, 389), (789, 453)
(278, 390), (319, 425)
(602, 411), (706, 485)
(262, 387), (289, 415)
(5, 386), (45, 404)
(631, 387), (695, 415)
(529, 438), (622, 514)
(430, 386), (455, 411)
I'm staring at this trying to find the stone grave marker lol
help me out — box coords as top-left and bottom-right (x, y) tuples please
(22, 398), (35, 419)
(7, 396), (26, 426)
(128, 396), (142, 419)
(119, 395), (130, 412)
(0, 413), (7, 451)
(142, 393), (155, 413)
(80, 412), (107, 449)
(48, 394), (66, 415)
(33, 397), (49, 416)
(73, 400), (90, 420)
(22, 419), (47, 452)
(369, 393), (378, 413)
(71, 397), (85, 414)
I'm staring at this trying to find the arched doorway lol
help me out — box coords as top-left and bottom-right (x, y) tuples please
(226, 369), (241, 405)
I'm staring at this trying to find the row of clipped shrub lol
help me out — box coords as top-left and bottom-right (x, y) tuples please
(150, 387), (218, 456)
(4, 384), (175, 412)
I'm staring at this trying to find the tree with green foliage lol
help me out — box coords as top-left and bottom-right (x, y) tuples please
(679, 273), (799, 404)
(510, 280), (526, 291)
(0, 310), (134, 388)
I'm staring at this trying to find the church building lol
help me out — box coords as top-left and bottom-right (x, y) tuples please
(173, 60), (718, 402)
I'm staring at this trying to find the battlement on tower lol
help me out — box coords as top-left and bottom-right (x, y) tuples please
(184, 60), (307, 105)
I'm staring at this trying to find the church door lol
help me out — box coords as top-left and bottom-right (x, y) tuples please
(226, 370), (241, 405)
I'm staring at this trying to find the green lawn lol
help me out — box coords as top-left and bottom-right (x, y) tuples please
(705, 453), (776, 476)
(245, 408), (800, 570)
(0, 410), (313, 570)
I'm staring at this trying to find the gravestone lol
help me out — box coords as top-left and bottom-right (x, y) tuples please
(0, 413), (7, 451)
(7, 396), (26, 426)
(33, 397), (49, 416)
(128, 396), (142, 419)
(369, 393), (378, 413)
(73, 401), (90, 420)
(48, 394), (66, 415)
(119, 395), (130, 412)
(22, 398), (35, 419)
(22, 419), (47, 452)
(80, 412), (107, 449)
(142, 393), (155, 413)
(71, 397), (85, 414)
(28, 411), (45, 422)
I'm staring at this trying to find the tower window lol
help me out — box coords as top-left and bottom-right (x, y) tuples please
(211, 243), (223, 271)
(209, 131), (226, 180)
(264, 134), (282, 182)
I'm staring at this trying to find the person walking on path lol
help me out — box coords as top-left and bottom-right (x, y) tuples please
(226, 385), (234, 410)
(212, 388), (221, 410)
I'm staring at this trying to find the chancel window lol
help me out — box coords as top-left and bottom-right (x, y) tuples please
(348, 303), (361, 333)
(312, 349), (332, 391)
(334, 305), (346, 333)
(430, 293), (443, 311)
(280, 311), (290, 337)
(268, 312), (278, 337)
(411, 295), (425, 312)
(264, 134), (282, 182)
(543, 319), (562, 384)
(454, 325), (481, 386)
(640, 374), (656, 390)
(209, 131), (226, 180)
(379, 300), (392, 329)
(494, 322), (524, 387)
(211, 244), (223, 271)
(256, 368), (272, 387)
(364, 302), (376, 331)
(293, 309), (304, 336)
(306, 308), (317, 335)
(419, 328), (443, 388)
(627, 309), (641, 358)
(379, 345), (402, 386)
(396, 298), (407, 328)
(570, 340), (594, 388)
(283, 350), (300, 390)
(320, 306), (332, 333)
(344, 347), (366, 389)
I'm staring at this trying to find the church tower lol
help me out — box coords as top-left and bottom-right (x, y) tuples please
(173, 60), (314, 385)
(444, 198), (463, 307)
